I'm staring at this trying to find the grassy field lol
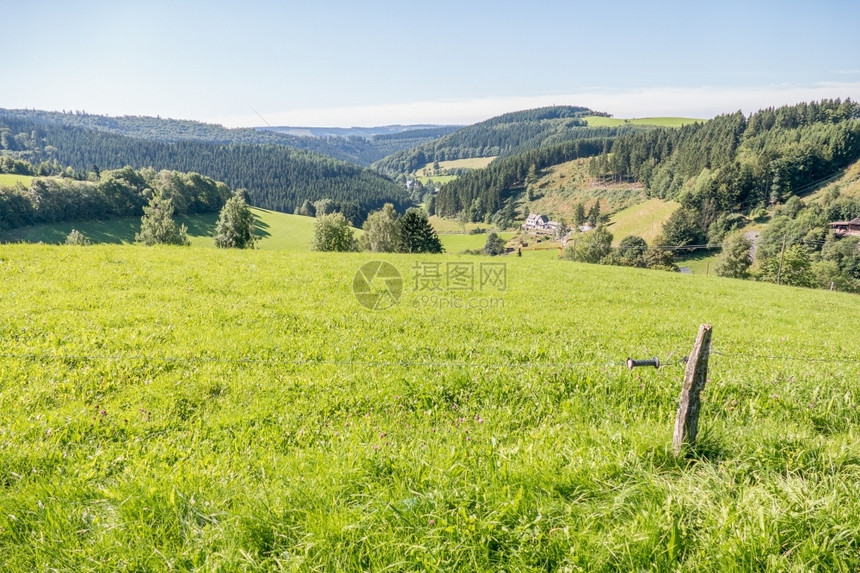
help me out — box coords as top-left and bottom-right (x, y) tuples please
(439, 231), (516, 253)
(429, 215), (489, 234)
(583, 116), (703, 128)
(607, 198), (681, 244)
(676, 251), (722, 275)
(0, 208), (324, 251)
(0, 173), (35, 188)
(1, 244), (859, 570)
(526, 158), (646, 222)
(414, 175), (458, 185)
(415, 157), (496, 174)
(414, 157), (497, 185)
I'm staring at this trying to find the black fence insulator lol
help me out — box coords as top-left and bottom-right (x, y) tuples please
(627, 357), (661, 370)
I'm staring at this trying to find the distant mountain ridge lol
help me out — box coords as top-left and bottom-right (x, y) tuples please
(258, 124), (461, 139)
(0, 110), (413, 222)
(0, 109), (453, 166)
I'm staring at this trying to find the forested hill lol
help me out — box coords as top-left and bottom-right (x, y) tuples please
(589, 98), (860, 245)
(371, 105), (642, 176)
(435, 138), (611, 223)
(0, 111), (412, 221)
(0, 109), (452, 166)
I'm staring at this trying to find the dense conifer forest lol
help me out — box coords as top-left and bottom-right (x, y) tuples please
(0, 109), (454, 166)
(371, 106), (633, 176)
(0, 111), (412, 223)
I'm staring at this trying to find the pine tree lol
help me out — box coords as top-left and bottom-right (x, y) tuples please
(135, 190), (189, 246)
(397, 208), (443, 253)
(586, 201), (601, 227)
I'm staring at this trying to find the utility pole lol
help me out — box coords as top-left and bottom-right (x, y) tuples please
(776, 234), (787, 285)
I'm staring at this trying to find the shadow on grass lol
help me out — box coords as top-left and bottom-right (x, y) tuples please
(253, 219), (272, 239)
(0, 213), (226, 245)
(177, 213), (217, 238)
(0, 219), (140, 244)
(684, 429), (730, 464)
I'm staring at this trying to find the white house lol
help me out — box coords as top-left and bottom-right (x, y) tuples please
(522, 213), (559, 234)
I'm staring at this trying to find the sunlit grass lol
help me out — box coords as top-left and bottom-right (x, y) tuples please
(0, 173), (34, 188)
(583, 116), (703, 127)
(607, 197), (681, 244)
(1, 244), (859, 570)
(0, 208), (334, 251)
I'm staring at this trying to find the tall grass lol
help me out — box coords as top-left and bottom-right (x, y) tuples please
(1, 244), (858, 570)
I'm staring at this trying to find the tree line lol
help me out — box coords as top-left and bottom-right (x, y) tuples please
(0, 112), (413, 226)
(311, 203), (442, 254)
(0, 161), (231, 232)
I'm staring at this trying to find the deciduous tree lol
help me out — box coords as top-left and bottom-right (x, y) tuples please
(359, 203), (399, 252)
(482, 232), (507, 256)
(311, 212), (357, 252)
(214, 193), (257, 249)
(715, 232), (753, 279)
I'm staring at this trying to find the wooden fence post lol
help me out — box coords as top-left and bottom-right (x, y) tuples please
(672, 324), (712, 455)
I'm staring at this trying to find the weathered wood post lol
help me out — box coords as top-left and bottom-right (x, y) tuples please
(672, 324), (712, 456)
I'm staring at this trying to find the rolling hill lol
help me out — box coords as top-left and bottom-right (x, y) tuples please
(372, 106), (643, 176)
(0, 111), (412, 220)
(0, 109), (456, 166)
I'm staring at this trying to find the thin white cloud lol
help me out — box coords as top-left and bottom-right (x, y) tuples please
(212, 83), (860, 128)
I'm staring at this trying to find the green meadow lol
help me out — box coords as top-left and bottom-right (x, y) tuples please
(1, 244), (859, 570)
(582, 116), (702, 128)
(0, 173), (35, 188)
(439, 232), (516, 253)
(607, 198), (681, 245)
(0, 208), (323, 251)
(414, 157), (497, 185)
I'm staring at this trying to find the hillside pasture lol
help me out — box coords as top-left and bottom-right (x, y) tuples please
(583, 115), (703, 127)
(0, 173), (35, 188)
(526, 158), (645, 221)
(414, 156), (497, 174)
(607, 197), (681, 244)
(1, 245), (859, 570)
(438, 231), (515, 253)
(413, 157), (497, 185)
(806, 158), (860, 203)
(414, 174), (458, 185)
(0, 208), (325, 250)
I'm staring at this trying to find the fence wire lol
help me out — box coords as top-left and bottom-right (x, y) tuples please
(0, 347), (856, 370)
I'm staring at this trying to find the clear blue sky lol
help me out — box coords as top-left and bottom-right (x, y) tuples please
(2, 0), (859, 127)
